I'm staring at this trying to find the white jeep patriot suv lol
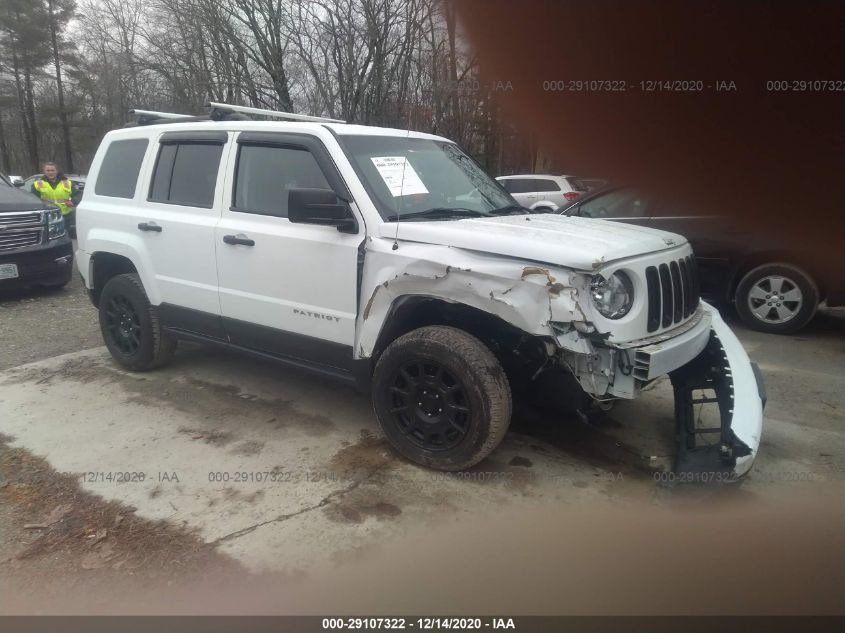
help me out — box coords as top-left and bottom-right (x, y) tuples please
(77, 104), (764, 478)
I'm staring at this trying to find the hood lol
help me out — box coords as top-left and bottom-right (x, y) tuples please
(0, 183), (51, 213)
(379, 214), (687, 270)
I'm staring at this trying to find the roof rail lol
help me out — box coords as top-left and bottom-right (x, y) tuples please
(207, 101), (345, 124)
(125, 103), (345, 128)
(129, 109), (188, 121)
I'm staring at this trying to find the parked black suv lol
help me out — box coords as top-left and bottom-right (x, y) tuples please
(0, 173), (73, 290)
(562, 186), (844, 334)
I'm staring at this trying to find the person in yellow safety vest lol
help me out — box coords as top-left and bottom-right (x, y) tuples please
(31, 161), (77, 236)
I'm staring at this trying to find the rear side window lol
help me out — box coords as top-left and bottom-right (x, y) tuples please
(579, 189), (649, 218)
(233, 144), (330, 218)
(504, 178), (535, 194)
(149, 142), (224, 208)
(567, 177), (606, 193)
(533, 178), (561, 192)
(94, 139), (149, 198)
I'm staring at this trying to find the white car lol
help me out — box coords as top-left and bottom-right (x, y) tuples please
(496, 174), (606, 212)
(76, 103), (763, 477)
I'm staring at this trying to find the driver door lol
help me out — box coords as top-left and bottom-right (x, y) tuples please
(214, 132), (363, 372)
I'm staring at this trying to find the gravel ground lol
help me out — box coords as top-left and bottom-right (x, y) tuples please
(0, 252), (101, 371)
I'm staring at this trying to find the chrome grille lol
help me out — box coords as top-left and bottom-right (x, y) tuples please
(0, 211), (44, 252)
(0, 229), (42, 251)
(645, 256), (700, 333)
(0, 212), (42, 227)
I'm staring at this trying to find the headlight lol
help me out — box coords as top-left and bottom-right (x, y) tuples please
(46, 207), (66, 239)
(590, 271), (634, 319)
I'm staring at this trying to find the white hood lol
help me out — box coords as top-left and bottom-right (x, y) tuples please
(379, 214), (687, 270)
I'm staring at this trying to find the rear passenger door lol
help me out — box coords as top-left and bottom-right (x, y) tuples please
(214, 132), (361, 370)
(139, 130), (229, 336)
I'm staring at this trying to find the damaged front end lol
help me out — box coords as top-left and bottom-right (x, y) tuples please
(560, 304), (765, 480)
(358, 236), (763, 480)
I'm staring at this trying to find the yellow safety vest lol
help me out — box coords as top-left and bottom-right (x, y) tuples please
(34, 179), (73, 215)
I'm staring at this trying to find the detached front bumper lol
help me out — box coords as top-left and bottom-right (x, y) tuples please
(668, 305), (764, 479)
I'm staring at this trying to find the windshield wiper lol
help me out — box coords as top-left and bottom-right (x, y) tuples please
(385, 207), (487, 222)
(488, 204), (531, 215)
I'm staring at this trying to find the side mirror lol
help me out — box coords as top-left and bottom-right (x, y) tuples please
(288, 188), (357, 234)
(13, 181), (24, 188)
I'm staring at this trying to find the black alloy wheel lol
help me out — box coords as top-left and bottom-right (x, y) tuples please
(105, 294), (142, 356)
(389, 360), (471, 452)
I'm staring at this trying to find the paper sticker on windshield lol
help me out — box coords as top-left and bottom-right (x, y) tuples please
(370, 156), (429, 197)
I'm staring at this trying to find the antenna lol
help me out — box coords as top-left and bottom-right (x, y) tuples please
(391, 104), (414, 251)
(207, 101), (346, 124)
(393, 40), (423, 251)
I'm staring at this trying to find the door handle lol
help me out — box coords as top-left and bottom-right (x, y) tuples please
(137, 221), (162, 232)
(223, 233), (255, 246)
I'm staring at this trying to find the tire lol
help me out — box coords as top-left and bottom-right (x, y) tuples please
(734, 262), (819, 334)
(372, 325), (512, 471)
(98, 273), (176, 371)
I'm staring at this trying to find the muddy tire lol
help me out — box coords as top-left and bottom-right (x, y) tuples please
(99, 273), (176, 371)
(734, 263), (818, 334)
(372, 326), (512, 471)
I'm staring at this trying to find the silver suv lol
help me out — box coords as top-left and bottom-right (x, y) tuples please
(496, 174), (606, 212)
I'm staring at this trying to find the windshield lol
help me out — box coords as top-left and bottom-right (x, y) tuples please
(339, 135), (519, 220)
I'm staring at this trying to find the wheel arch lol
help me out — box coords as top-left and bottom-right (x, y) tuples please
(369, 295), (553, 388)
(89, 252), (141, 307)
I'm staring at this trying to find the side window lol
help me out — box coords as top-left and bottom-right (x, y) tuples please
(233, 144), (330, 218)
(94, 138), (149, 198)
(579, 189), (649, 219)
(533, 178), (561, 192)
(149, 142), (224, 208)
(498, 179), (512, 192)
(507, 179), (535, 194)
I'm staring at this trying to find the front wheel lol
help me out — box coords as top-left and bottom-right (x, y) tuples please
(734, 263), (819, 334)
(372, 326), (512, 471)
(99, 273), (176, 371)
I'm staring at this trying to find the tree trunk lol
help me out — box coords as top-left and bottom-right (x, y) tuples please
(0, 113), (10, 174)
(9, 42), (36, 172)
(47, 0), (74, 172)
(23, 68), (40, 171)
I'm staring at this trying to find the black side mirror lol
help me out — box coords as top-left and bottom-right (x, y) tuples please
(13, 181), (24, 188)
(288, 188), (357, 234)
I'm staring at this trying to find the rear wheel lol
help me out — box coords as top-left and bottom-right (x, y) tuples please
(99, 273), (176, 370)
(372, 326), (512, 471)
(734, 263), (818, 334)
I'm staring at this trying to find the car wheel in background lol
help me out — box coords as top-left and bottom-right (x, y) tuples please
(734, 262), (819, 334)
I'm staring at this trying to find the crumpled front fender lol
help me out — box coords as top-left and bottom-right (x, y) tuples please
(670, 305), (764, 479)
